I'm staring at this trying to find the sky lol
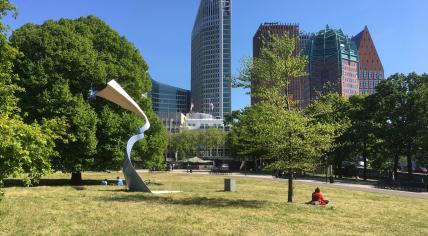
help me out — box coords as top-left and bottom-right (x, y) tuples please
(4, 0), (428, 110)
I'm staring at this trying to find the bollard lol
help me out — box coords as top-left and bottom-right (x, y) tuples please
(224, 179), (236, 192)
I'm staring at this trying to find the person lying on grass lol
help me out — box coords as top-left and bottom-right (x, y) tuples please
(307, 187), (329, 205)
(100, 179), (108, 185)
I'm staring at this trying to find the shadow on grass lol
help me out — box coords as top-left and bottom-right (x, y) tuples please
(3, 178), (101, 188)
(98, 194), (266, 208)
(97, 189), (128, 192)
(3, 178), (163, 189)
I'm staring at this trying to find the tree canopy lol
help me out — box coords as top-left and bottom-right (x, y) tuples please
(169, 128), (227, 160)
(231, 33), (335, 202)
(0, 0), (66, 189)
(10, 16), (167, 182)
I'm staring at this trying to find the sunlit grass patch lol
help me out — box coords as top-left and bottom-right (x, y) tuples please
(0, 172), (427, 235)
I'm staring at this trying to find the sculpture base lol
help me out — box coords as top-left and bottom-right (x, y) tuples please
(122, 157), (151, 192)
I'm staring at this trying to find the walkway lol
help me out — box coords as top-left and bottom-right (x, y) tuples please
(161, 170), (428, 200)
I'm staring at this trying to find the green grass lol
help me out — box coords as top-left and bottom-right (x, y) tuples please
(1, 172), (427, 236)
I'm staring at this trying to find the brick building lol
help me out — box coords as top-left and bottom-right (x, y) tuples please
(252, 23), (311, 109)
(352, 26), (384, 95)
(307, 26), (360, 99)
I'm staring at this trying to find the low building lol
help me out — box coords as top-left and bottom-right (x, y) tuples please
(183, 113), (225, 131)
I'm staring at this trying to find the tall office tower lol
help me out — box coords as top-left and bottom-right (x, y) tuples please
(191, 0), (232, 118)
(308, 26), (359, 99)
(252, 23), (311, 108)
(352, 26), (384, 95)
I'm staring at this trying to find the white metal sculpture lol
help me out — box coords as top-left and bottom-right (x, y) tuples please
(96, 80), (151, 192)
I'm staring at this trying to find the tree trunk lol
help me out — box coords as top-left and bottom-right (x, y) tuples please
(406, 155), (413, 179)
(71, 172), (83, 185)
(392, 154), (399, 182)
(363, 142), (367, 181)
(363, 157), (367, 181)
(337, 160), (343, 179)
(288, 169), (293, 203)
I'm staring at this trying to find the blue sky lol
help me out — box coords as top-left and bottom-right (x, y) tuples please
(4, 0), (428, 110)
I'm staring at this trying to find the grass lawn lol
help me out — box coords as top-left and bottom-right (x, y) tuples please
(1, 172), (427, 236)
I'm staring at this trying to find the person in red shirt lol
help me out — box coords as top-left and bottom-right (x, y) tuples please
(309, 187), (329, 205)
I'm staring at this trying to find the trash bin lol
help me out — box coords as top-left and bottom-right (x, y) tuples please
(329, 175), (334, 183)
(224, 179), (236, 192)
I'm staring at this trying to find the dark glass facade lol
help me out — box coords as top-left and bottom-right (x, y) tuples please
(191, 0), (231, 118)
(149, 79), (191, 114)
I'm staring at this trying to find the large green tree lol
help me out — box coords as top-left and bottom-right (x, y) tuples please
(0, 0), (66, 194)
(369, 73), (428, 179)
(305, 93), (352, 178)
(232, 33), (335, 202)
(346, 95), (379, 181)
(10, 16), (167, 184)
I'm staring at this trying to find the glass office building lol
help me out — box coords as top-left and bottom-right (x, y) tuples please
(191, 0), (231, 118)
(149, 79), (191, 115)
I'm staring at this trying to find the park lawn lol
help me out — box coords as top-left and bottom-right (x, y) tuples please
(0, 172), (427, 236)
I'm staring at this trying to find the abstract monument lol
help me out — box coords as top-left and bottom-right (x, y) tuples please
(96, 80), (151, 192)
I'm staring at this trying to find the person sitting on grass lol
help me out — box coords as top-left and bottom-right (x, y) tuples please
(308, 187), (329, 205)
(116, 176), (124, 186)
(100, 179), (108, 186)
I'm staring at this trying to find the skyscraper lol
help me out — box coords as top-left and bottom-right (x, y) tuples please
(252, 23), (311, 108)
(191, 0), (231, 118)
(352, 26), (384, 95)
(308, 26), (359, 98)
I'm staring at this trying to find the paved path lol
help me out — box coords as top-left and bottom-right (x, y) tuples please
(156, 170), (428, 200)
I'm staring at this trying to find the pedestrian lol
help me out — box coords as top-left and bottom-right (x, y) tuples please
(116, 176), (124, 186)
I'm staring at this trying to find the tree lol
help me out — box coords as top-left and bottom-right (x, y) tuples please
(264, 107), (335, 202)
(232, 33), (334, 202)
(169, 128), (227, 160)
(0, 0), (66, 193)
(223, 110), (242, 127)
(235, 33), (307, 109)
(169, 131), (197, 160)
(346, 95), (378, 181)
(229, 105), (271, 171)
(370, 73), (428, 179)
(305, 93), (352, 178)
(11, 16), (167, 184)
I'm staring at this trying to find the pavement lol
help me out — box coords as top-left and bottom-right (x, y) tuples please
(144, 169), (428, 200)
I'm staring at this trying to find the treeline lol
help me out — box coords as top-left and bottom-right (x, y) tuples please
(0, 1), (167, 190)
(228, 33), (428, 201)
(168, 128), (227, 160)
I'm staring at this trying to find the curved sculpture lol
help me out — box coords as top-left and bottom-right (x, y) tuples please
(96, 80), (151, 192)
